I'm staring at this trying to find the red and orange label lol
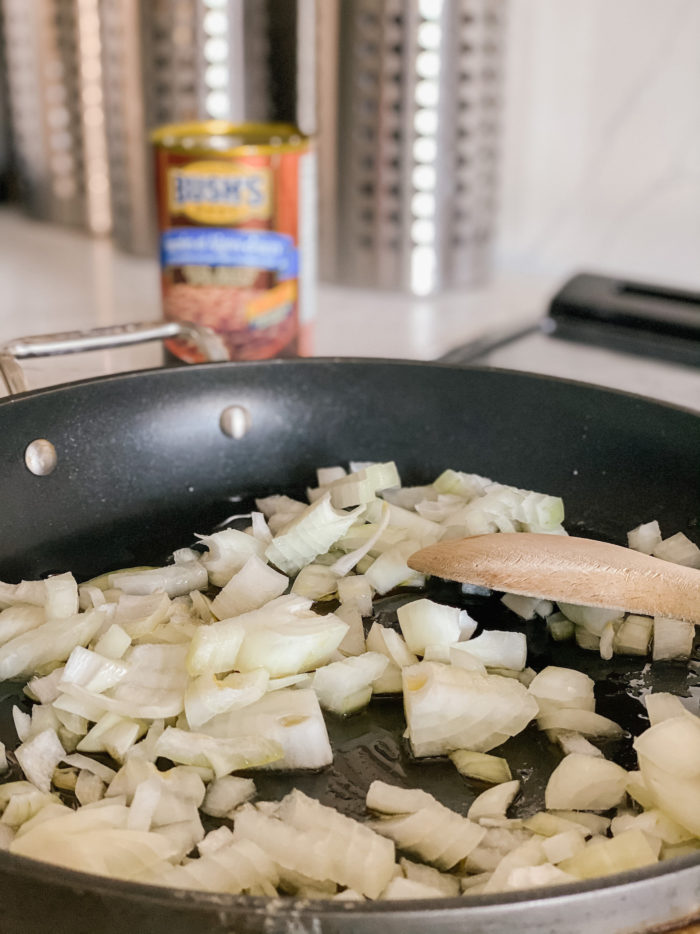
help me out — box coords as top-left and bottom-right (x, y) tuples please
(152, 122), (315, 362)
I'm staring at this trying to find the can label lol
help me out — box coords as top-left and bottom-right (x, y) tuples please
(153, 128), (313, 362)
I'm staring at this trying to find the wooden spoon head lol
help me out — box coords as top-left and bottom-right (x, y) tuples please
(408, 533), (700, 624)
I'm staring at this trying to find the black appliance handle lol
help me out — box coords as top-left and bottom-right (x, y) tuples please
(546, 272), (700, 367)
(0, 320), (229, 395)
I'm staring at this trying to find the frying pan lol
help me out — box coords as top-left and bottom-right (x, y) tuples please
(0, 324), (698, 934)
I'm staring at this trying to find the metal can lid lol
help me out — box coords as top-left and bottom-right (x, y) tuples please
(150, 120), (309, 155)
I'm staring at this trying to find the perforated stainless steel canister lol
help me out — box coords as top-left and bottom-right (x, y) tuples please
(318, 0), (506, 294)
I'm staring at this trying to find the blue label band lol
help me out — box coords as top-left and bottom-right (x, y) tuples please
(161, 228), (298, 280)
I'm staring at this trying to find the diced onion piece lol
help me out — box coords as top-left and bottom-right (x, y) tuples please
(364, 624), (403, 693)
(265, 493), (362, 576)
(399, 857), (460, 897)
(109, 562), (207, 598)
(0, 606), (46, 645)
(371, 805), (485, 871)
(500, 594), (542, 621)
(235, 797), (395, 899)
(468, 779), (520, 823)
(16, 729), (65, 794)
(558, 829), (658, 879)
(366, 780), (437, 815)
(448, 644), (487, 673)
(317, 466), (346, 486)
(113, 593), (171, 639)
(329, 462), (400, 509)
(450, 630), (526, 672)
(554, 730), (604, 758)
(644, 692), (689, 726)
(364, 541), (425, 595)
(211, 556), (288, 619)
(449, 750), (512, 784)
(155, 727), (283, 779)
(627, 520), (662, 555)
(337, 575), (373, 616)
(652, 616), (694, 661)
(546, 612), (574, 642)
(537, 709), (624, 738)
(527, 665), (595, 716)
(652, 532), (700, 569)
(545, 754), (628, 810)
(558, 603), (623, 636)
(24, 667), (65, 705)
(234, 605), (348, 678)
(197, 529), (267, 588)
(403, 662), (538, 757)
(200, 689), (333, 770)
(381, 877), (447, 899)
(59, 646), (128, 694)
(94, 624), (132, 660)
(523, 811), (595, 839)
(432, 469), (491, 501)
(201, 776), (256, 818)
(575, 626), (600, 652)
(397, 599), (462, 654)
(291, 563), (339, 600)
(335, 605), (366, 657)
(613, 614), (652, 656)
(77, 713), (143, 763)
(75, 770), (105, 806)
(331, 503), (392, 577)
(312, 652), (388, 715)
(0, 607), (109, 681)
(186, 616), (246, 677)
(185, 669), (269, 729)
(44, 573), (79, 620)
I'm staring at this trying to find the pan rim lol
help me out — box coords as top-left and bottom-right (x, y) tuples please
(0, 356), (697, 419)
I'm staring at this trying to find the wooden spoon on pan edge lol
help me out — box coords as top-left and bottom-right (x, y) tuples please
(408, 533), (700, 624)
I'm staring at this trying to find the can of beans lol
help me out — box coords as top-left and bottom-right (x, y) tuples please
(151, 121), (315, 362)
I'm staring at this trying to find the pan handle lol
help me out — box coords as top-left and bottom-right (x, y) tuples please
(0, 320), (229, 396)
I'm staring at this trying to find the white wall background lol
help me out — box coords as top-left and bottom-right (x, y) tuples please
(495, 0), (700, 289)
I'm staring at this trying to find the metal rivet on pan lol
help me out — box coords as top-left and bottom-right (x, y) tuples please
(25, 439), (57, 476)
(220, 405), (251, 439)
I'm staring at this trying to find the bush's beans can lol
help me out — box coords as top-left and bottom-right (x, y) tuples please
(151, 121), (315, 362)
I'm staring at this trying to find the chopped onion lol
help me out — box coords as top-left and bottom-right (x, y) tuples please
(155, 727), (283, 779)
(546, 612), (574, 642)
(612, 614), (652, 656)
(0, 607), (110, 681)
(554, 730), (604, 758)
(558, 603), (623, 636)
(16, 729), (65, 793)
(644, 692), (689, 726)
(652, 532), (700, 568)
(397, 598), (462, 654)
(545, 754), (628, 810)
(627, 520), (662, 555)
(265, 493), (363, 576)
(312, 652), (388, 715)
(448, 749), (513, 784)
(364, 541), (425, 595)
(528, 665), (595, 716)
(197, 529), (267, 588)
(468, 780), (520, 822)
(328, 462), (400, 509)
(290, 563), (339, 600)
(500, 594), (542, 621)
(537, 709), (624, 738)
(201, 776), (256, 818)
(450, 630), (527, 672)
(334, 604), (366, 657)
(0, 605), (45, 645)
(109, 562), (207, 598)
(113, 593), (170, 639)
(652, 616), (694, 661)
(211, 556), (288, 619)
(59, 646), (128, 694)
(184, 669), (269, 728)
(200, 689), (333, 770)
(403, 662), (538, 756)
(558, 829), (658, 879)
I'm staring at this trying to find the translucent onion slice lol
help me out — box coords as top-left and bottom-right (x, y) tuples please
(197, 529), (267, 588)
(544, 754), (628, 810)
(312, 652), (388, 715)
(211, 556), (288, 620)
(403, 662), (538, 757)
(155, 727), (283, 779)
(527, 666), (595, 716)
(16, 729), (65, 794)
(109, 562), (208, 598)
(468, 780), (520, 822)
(200, 689), (333, 770)
(184, 669), (269, 729)
(627, 520), (662, 555)
(0, 606), (45, 646)
(397, 599), (462, 654)
(201, 776), (256, 818)
(450, 630), (527, 672)
(449, 750), (512, 784)
(537, 709), (624, 738)
(652, 616), (695, 661)
(0, 607), (110, 681)
(265, 494), (363, 576)
(558, 829), (658, 880)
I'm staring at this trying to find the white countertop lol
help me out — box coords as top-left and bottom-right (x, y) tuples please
(0, 208), (697, 410)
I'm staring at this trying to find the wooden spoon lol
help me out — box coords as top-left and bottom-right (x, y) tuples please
(408, 533), (700, 624)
